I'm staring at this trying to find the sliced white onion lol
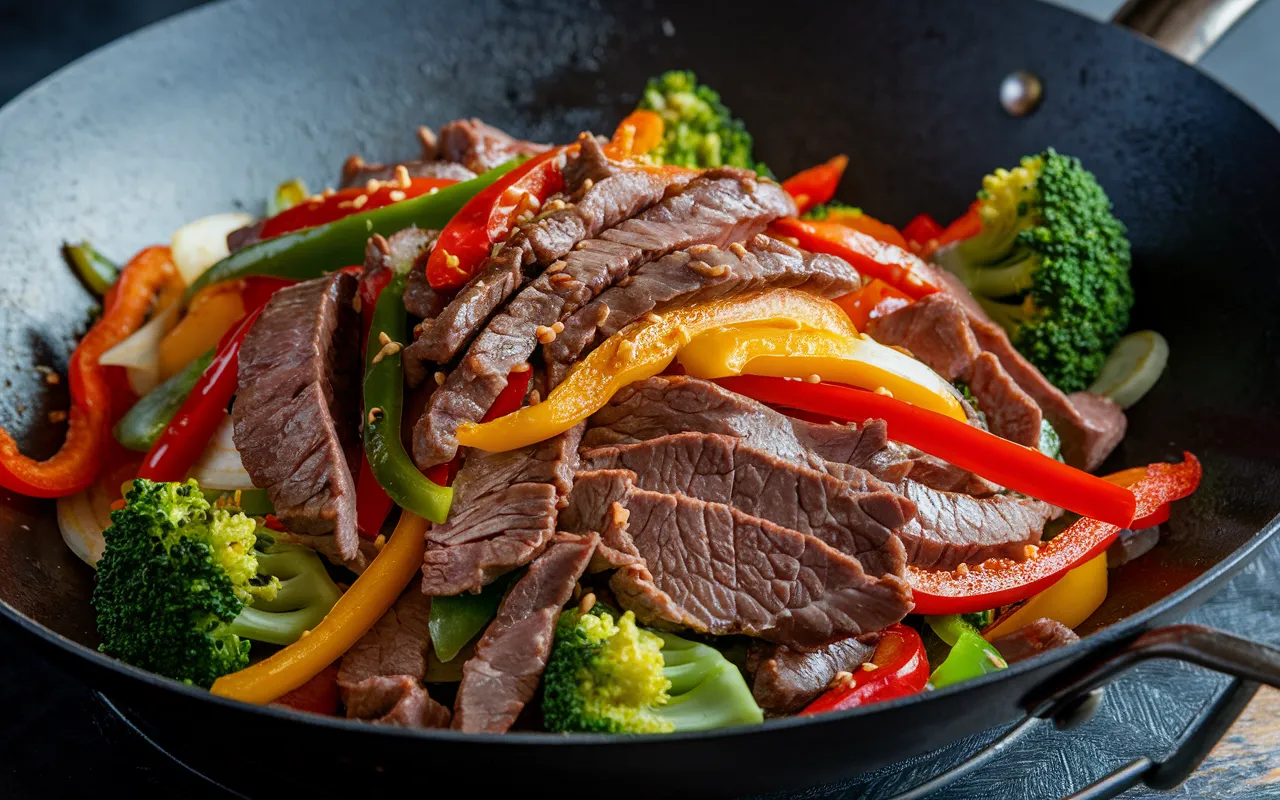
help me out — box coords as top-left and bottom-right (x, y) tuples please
(188, 413), (256, 490)
(171, 212), (255, 286)
(98, 301), (180, 395)
(57, 479), (117, 568)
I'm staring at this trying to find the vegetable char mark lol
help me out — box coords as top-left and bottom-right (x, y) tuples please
(232, 272), (365, 569)
(562, 472), (913, 648)
(421, 424), (584, 596)
(401, 137), (691, 378)
(413, 168), (796, 469)
(452, 531), (598, 734)
(545, 233), (864, 387)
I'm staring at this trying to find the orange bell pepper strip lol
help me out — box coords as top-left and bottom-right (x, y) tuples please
(606, 109), (664, 159)
(835, 278), (913, 329)
(906, 455), (1201, 614)
(426, 147), (568, 291)
(0, 247), (180, 498)
(212, 511), (428, 704)
(158, 282), (246, 380)
(821, 207), (908, 250)
(258, 177), (458, 240)
(715, 376), (1138, 531)
(782, 155), (848, 216)
(769, 216), (941, 300)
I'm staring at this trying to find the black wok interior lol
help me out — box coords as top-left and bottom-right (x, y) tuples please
(1, 0), (1278, 795)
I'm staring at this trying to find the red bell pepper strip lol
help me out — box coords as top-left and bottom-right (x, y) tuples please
(1105, 466), (1171, 528)
(800, 624), (929, 714)
(835, 278), (914, 330)
(716, 376), (1137, 528)
(354, 266), (398, 539)
(137, 308), (263, 482)
(919, 202), (983, 259)
(902, 214), (945, 254)
(909, 455), (1201, 614)
(769, 217), (941, 300)
(259, 177), (458, 240)
(240, 276), (295, 311)
(0, 247), (181, 498)
(273, 661), (340, 715)
(782, 155), (848, 216)
(427, 147), (567, 291)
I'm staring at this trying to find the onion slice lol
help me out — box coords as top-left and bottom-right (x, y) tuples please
(57, 480), (116, 567)
(98, 302), (180, 395)
(172, 212), (255, 287)
(188, 413), (256, 490)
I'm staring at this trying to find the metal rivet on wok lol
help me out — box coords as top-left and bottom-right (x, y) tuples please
(1000, 70), (1043, 117)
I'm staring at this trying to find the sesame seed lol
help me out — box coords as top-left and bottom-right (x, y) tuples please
(44, 372), (60, 385)
(579, 592), (597, 614)
(365, 179), (382, 194)
(804, 373), (821, 384)
(337, 200), (356, 209)
(322, 187), (336, 198)
(829, 670), (854, 689)
(573, 240), (589, 250)
(367, 407), (384, 425)
(614, 506), (631, 526)
(511, 362), (532, 373)
(729, 242), (749, 258)
(371, 233), (391, 255)
(395, 164), (411, 189)
(689, 244), (717, 255)
(378, 331), (392, 346)
(644, 312), (663, 324)
(956, 562), (971, 576)
(860, 661), (878, 672)
(1024, 544), (1040, 559)
(546, 260), (567, 274)
(443, 251), (461, 271)
(388, 190), (406, 202)
(535, 325), (557, 344)
(48, 410), (68, 423)
(617, 275), (634, 288)
(373, 534), (387, 550)
(371, 341), (402, 364)
(906, 274), (925, 288)
(433, 371), (447, 386)
(986, 652), (1008, 669)
(351, 194), (368, 210)
(352, 294), (362, 314)
(778, 235), (800, 247)
(429, 187), (439, 195)
(551, 321), (565, 334)
(550, 272), (575, 286)
(528, 389), (541, 405)
(874, 386), (894, 398)
(581, 178), (594, 191)
(617, 340), (635, 361)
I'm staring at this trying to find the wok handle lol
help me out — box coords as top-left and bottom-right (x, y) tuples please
(886, 624), (1280, 800)
(1112, 0), (1262, 64)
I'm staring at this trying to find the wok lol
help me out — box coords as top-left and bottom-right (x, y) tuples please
(1, 0), (1279, 797)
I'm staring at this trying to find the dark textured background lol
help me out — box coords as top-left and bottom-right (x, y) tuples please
(0, 1), (1278, 798)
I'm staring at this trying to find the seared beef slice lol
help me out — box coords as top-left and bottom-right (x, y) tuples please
(233, 272), (363, 568)
(414, 169), (795, 469)
(748, 637), (877, 715)
(453, 532), (597, 733)
(563, 473), (912, 647)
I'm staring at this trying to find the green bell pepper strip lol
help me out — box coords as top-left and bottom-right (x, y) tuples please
(362, 271), (453, 523)
(428, 571), (520, 663)
(64, 241), (120, 297)
(186, 160), (521, 300)
(112, 348), (215, 451)
(927, 615), (1008, 689)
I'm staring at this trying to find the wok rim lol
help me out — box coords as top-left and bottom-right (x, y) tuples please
(1, 0), (1279, 748)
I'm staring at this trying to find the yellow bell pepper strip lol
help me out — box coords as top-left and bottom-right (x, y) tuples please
(158, 282), (246, 380)
(676, 326), (966, 421)
(455, 288), (856, 453)
(211, 511), (428, 705)
(982, 553), (1108, 641)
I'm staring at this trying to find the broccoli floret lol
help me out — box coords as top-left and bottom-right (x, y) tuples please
(543, 606), (763, 733)
(637, 70), (765, 174)
(1038, 417), (1063, 462)
(933, 150), (1134, 392)
(802, 201), (862, 221)
(92, 479), (341, 687)
(961, 610), (995, 630)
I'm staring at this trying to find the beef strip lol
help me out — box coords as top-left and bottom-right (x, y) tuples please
(402, 139), (691, 378)
(403, 266), (446, 322)
(414, 170), (796, 469)
(927, 269), (1127, 470)
(340, 156), (476, 189)
(989, 618), (1080, 664)
(435, 118), (550, 173)
(562, 473), (913, 647)
(232, 272), (363, 568)
(577, 432), (911, 578)
(867, 294), (1042, 447)
(891, 479), (1058, 569)
(421, 425), (583, 596)
(336, 588), (450, 728)
(344, 676), (452, 728)
(865, 442), (1002, 497)
(452, 532), (597, 733)
(546, 233), (864, 386)
(746, 636), (877, 715)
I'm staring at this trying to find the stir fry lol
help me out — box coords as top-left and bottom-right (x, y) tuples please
(4, 71), (1201, 732)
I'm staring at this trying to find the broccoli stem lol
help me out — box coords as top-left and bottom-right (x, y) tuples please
(655, 662), (763, 731)
(975, 296), (1030, 332)
(227, 604), (330, 646)
(227, 545), (341, 645)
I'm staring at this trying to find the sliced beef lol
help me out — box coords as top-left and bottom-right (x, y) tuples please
(562, 473), (913, 647)
(343, 675), (452, 728)
(435, 118), (550, 173)
(927, 269), (1127, 470)
(414, 170), (796, 468)
(363, 227), (437, 277)
(340, 156), (476, 189)
(865, 441), (1002, 497)
(232, 272), (363, 568)
(452, 532), (597, 733)
(990, 618), (1080, 664)
(577, 433), (911, 578)
(547, 234), (864, 386)
(402, 140), (691, 377)
(421, 425), (583, 596)
(337, 588), (432, 687)
(866, 295), (1042, 446)
(891, 479), (1058, 569)
(226, 220), (265, 253)
(747, 637), (877, 715)
(403, 266), (446, 322)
